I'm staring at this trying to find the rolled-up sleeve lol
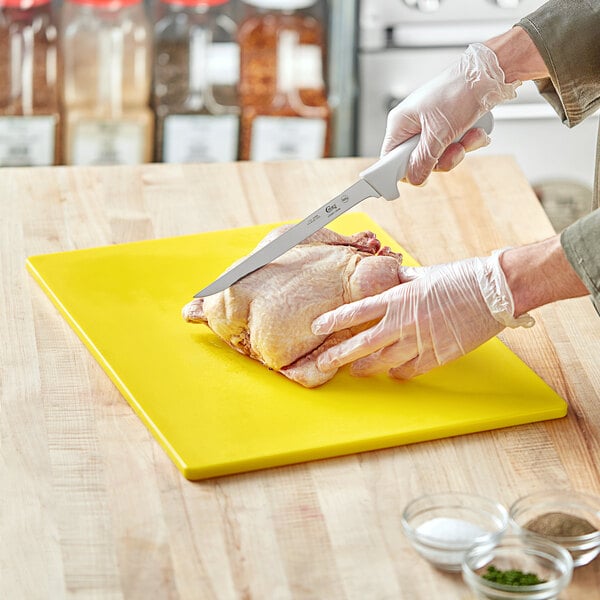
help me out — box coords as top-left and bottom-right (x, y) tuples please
(518, 0), (600, 127)
(521, 1), (600, 300)
(561, 209), (600, 313)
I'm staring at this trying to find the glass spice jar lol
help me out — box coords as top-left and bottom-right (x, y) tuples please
(60, 0), (154, 165)
(238, 0), (331, 161)
(0, 0), (60, 166)
(153, 0), (239, 163)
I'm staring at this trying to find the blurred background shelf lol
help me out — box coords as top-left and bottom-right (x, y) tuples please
(1, 0), (595, 229)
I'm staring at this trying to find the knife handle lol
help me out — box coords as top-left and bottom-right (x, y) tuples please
(359, 111), (494, 201)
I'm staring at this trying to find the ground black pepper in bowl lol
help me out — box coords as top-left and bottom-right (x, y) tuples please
(510, 490), (600, 567)
(525, 512), (597, 537)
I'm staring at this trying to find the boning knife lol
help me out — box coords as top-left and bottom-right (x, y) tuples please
(194, 112), (494, 298)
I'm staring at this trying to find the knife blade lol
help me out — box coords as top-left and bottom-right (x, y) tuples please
(194, 112), (494, 298)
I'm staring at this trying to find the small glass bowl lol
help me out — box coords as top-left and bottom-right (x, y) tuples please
(401, 492), (509, 572)
(509, 490), (600, 567)
(462, 533), (573, 600)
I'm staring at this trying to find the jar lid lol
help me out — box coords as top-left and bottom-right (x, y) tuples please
(0, 0), (51, 7)
(240, 0), (318, 9)
(66, 0), (143, 6)
(160, 0), (229, 5)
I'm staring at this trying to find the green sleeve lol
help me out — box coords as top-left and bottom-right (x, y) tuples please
(518, 0), (600, 127)
(561, 209), (600, 314)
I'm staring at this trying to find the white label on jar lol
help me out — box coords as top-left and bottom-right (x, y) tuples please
(208, 43), (240, 86)
(294, 44), (324, 89)
(163, 114), (239, 163)
(250, 116), (326, 161)
(71, 120), (146, 165)
(0, 116), (56, 166)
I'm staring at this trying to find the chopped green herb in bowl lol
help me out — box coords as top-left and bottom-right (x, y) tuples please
(482, 565), (547, 586)
(462, 534), (573, 599)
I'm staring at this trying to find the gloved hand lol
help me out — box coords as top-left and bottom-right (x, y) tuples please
(312, 250), (535, 380)
(381, 43), (521, 185)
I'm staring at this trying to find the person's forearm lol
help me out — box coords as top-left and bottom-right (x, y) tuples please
(500, 235), (589, 317)
(485, 26), (549, 84)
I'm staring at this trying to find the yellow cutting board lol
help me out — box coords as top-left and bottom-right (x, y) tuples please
(26, 212), (566, 480)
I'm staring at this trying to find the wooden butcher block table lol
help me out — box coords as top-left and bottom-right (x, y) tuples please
(2, 156), (600, 599)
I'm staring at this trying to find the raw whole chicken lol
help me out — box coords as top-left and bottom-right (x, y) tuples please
(182, 225), (404, 388)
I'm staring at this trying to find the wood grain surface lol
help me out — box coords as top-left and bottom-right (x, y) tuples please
(2, 156), (599, 599)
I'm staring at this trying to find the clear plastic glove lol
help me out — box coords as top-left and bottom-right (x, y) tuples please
(381, 43), (521, 185)
(312, 251), (535, 380)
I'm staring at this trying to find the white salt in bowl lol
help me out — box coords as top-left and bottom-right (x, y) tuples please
(509, 490), (600, 567)
(401, 492), (509, 572)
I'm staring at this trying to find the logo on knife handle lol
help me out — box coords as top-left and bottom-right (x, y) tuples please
(325, 203), (339, 214)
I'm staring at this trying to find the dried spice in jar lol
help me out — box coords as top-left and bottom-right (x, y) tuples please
(153, 0), (239, 163)
(238, 0), (331, 161)
(0, 0), (60, 166)
(61, 0), (154, 165)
